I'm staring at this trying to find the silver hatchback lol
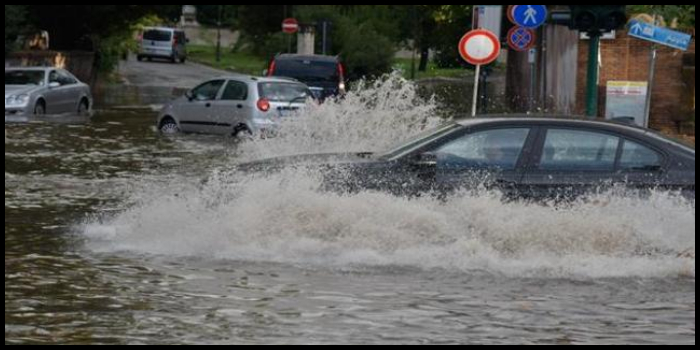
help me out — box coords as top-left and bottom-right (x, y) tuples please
(157, 75), (313, 137)
(5, 67), (92, 117)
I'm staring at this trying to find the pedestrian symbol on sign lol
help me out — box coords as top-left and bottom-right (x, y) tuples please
(524, 6), (538, 26)
(511, 5), (548, 29)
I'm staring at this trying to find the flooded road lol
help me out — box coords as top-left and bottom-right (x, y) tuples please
(5, 74), (695, 344)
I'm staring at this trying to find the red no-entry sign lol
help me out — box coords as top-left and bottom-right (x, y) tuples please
(458, 29), (501, 66)
(457, 29), (501, 117)
(282, 18), (299, 34)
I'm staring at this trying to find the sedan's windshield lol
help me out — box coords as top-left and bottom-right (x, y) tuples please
(377, 123), (462, 160)
(5, 70), (45, 86)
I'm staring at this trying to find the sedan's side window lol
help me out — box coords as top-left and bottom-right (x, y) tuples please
(49, 71), (60, 84)
(191, 80), (225, 101)
(57, 71), (77, 85)
(434, 128), (531, 170)
(221, 80), (248, 101)
(539, 129), (619, 171)
(619, 140), (662, 171)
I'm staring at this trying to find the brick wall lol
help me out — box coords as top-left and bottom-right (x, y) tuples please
(576, 31), (695, 132)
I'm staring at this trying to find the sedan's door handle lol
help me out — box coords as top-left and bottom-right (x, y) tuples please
(205, 103), (211, 108)
(237, 104), (244, 109)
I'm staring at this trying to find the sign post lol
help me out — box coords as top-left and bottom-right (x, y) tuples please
(282, 18), (299, 54)
(509, 6), (547, 114)
(458, 29), (501, 117)
(628, 19), (692, 127)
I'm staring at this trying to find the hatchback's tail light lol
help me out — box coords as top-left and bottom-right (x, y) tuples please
(257, 99), (271, 112)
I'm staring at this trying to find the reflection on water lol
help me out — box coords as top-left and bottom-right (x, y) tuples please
(5, 78), (695, 344)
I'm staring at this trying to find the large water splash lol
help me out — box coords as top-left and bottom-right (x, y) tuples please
(82, 74), (695, 279)
(84, 166), (695, 279)
(235, 73), (443, 161)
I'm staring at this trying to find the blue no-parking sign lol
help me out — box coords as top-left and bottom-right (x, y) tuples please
(507, 26), (536, 51)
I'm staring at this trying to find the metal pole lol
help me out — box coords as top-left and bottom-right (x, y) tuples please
(643, 46), (657, 128)
(216, 5), (222, 63)
(285, 5), (293, 54)
(643, 15), (660, 128)
(472, 65), (481, 117)
(410, 5), (418, 80)
(529, 48), (537, 113)
(322, 21), (328, 55)
(585, 32), (601, 118)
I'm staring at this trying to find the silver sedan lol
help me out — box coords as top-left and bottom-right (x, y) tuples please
(5, 67), (92, 116)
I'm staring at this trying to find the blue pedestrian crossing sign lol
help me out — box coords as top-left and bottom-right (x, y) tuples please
(512, 5), (548, 29)
(628, 20), (692, 51)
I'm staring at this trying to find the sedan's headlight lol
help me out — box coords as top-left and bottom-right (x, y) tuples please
(5, 94), (30, 107)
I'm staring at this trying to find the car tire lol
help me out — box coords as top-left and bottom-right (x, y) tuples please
(77, 99), (90, 116)
(159, 118), (180, 134)
(232, 125), (253, 141)
(34, 101), (46, 116)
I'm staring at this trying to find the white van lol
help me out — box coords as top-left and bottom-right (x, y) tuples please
(137, 27), (187, 64)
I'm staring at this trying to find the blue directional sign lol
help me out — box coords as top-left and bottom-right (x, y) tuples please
(628, 20), (692, 51)
(512, 5), (548, 29)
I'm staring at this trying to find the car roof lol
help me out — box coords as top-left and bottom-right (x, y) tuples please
(211, 74), (305, 85)
(275, 54), (339, 63)
(143, 27), (182, 33)
(5, 67), (57, 73)
(455, 114), (658, 137)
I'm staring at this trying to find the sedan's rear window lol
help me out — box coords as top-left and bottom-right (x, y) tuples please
(5, 71), (45, 86)
(259, 82), (311, 102)
(143, 30), (172, 42)
(273, 60), (339, 83)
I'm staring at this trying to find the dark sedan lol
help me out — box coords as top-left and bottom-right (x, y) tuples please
(241, 116), (695, 200)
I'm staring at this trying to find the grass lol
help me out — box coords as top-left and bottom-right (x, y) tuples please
(187, 45), (268, 76)
(188, 45), (487, 81)
(392, 58), (468, 80)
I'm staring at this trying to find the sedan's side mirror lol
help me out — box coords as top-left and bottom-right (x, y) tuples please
(48, 82), (61, 89)
(185, 91), (194, 101)
(262, 69), (269, 77)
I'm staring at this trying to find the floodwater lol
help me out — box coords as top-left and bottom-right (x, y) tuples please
(5, 76), (695, 344)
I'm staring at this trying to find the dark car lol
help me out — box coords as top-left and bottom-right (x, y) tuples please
(240, 116), (695, 200)
(266, 54), (346, 101)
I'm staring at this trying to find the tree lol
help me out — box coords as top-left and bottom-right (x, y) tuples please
(25, 5), (180, 51)
(195, 5), (239, 27)
(295, 5), (398, 79)
(19, 6), (181, 71)
(628, 5), (695, 29)
(5, 5), (27, 56)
